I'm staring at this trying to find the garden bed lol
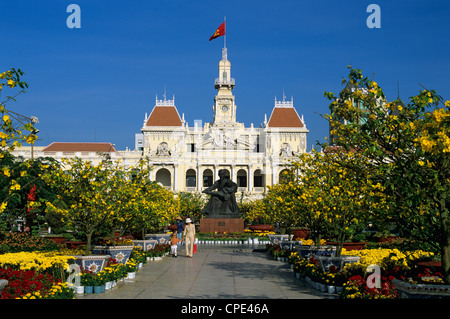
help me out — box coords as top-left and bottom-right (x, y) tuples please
(0, 232), (171, 299)
(282, 244), (444, 299)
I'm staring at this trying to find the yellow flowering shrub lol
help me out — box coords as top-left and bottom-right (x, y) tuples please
(0, 68), (38, 214)
(341, 248), (434, 272)
(0, 251), (74, 274)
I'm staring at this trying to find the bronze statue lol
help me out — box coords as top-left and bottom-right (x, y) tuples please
(201, 169), (239, 218)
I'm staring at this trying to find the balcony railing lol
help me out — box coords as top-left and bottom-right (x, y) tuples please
(214, 78), (235, 87)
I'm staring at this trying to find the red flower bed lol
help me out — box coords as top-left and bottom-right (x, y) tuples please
(0, 268), (60, 299)
(342, 274), (399, 299)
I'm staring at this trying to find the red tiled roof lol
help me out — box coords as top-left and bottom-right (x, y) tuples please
(267, 107), (304, 128)
(42, 142), (117, 152)
(146, 106), (182, 126)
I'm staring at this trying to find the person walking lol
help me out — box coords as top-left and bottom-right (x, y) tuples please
(170, 232), (182, 257)
(176, 216), (184, 245)
(183, 218), (196, 258)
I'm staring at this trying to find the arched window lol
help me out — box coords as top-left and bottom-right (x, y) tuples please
(237, 169), (247, 187)
(253, 169), (264, 187)
(155, 168), (171, 188)
(186, 169), (196, 188)
(203, 169), (213, 187)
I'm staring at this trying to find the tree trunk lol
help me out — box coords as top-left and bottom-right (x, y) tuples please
(85, 230), (94, 256)
(335, 232), (345, 257)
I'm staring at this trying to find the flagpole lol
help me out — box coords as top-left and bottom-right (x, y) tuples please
(224, 16), (226, 50)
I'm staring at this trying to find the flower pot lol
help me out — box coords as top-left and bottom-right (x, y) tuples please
(126, 272), (136, 279)
(415, 261), (443, 275)
(327, 285), (336, 294)
(92, 245), (134, 265)
(43, 235), (67, 244)
(132, 239), (158, 251)
(105, 281), (112, 290)
(280, 240), (302, 251)
(249, 224), (274, 231)
(145, 233), (171, 244)
(313, 281), (320, 290)
(72, 255), (111, 273)
(76, 286), (85, 294)
(326, 241), (366, 251)
(167, 224), (177, 231)
(84, 286), (93, 294)
(292, 229), (310, 240)
(268, 234), (291, 245)
(392, 279), (450, 299)
(295, 246), (337, 259)
(336, 286), (343, 294)
(315, 255), (361, 272)
(320, 283), (327, 292)
(94, 286), (103, 294)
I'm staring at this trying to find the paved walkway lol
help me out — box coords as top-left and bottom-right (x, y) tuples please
(77, 244), (335, 300)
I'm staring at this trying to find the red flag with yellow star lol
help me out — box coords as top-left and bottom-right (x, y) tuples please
(209, 22), (225, 41)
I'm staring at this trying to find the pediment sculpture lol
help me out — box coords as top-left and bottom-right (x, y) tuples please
(156, 142), (171, 156)
(280, 142), (293, 157)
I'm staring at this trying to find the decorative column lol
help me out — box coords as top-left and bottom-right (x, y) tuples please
(197, 164), (202, 191)
(248, 165), (253, 193)
(173, 164), (178, 192)
(231, 164), (236, 183)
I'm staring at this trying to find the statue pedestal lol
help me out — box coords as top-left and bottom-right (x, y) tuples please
(200, 218), (244, 233)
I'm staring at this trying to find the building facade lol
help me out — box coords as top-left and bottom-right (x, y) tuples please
(138, 48), (309, 198)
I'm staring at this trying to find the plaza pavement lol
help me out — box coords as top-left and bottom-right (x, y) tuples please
(77, 244), (335, 300)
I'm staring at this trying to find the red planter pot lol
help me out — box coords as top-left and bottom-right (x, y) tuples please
(43, 235), (66, 244)
(168, 224), (177, 231)
(292, 229), (310, 240)
(248, 225), (274, 231)
(326, 242), (366, 251)
(415, 261), (443, 274)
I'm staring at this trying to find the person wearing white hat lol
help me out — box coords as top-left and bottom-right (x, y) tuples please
(182, 217), (196, 258)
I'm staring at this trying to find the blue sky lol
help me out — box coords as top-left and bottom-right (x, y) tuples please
(1, 0), (449, 151)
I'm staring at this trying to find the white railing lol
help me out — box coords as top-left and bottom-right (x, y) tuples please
(214, 78), (235, 86)
(274, 99), (293, 108)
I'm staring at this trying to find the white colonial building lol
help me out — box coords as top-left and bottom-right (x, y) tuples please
(13, 47), (309, 198)
(137, 48), (309, 197)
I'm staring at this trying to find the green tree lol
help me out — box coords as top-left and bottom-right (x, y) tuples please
(177, 191), (205, 222)
(42, 158), (132, 255)
(0, 68), (39, 216)
(322, 66), (450, 282)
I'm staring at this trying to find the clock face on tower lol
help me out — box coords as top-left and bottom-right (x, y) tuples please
(222, 105), (228, 112)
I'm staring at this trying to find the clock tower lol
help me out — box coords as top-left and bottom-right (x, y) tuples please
(212, 48), (241, 127)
